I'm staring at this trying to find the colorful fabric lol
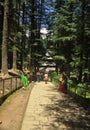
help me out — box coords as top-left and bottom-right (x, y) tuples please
(21, 74), (28, 87)
(59, 84), (67, 93)
(59, 84), (65, 91)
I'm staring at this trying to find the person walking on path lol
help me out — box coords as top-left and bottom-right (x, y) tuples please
(20, 72), (28, 88)
(36, 70), (41, 82)
(59, 72), (67, 93)
(44, 71), (48, 84)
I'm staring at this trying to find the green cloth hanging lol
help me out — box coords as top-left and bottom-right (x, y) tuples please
(21, 74), (28, 87)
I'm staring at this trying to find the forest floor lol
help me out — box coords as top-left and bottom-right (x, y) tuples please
(0, 82), (34, 130)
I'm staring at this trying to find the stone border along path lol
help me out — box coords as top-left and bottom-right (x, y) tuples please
(20, 81), (90, 130)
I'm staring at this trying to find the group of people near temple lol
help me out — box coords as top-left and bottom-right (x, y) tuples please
(36, 70), (49, 84)
(20, 67), (68, 93)
(36, 69), (68, 92)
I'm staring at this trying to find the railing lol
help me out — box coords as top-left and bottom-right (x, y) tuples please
(0, 76), (22, 99)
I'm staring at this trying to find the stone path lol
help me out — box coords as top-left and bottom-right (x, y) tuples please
(20, 81), (90, 130)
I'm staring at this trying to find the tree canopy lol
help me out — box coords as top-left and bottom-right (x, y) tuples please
(0, 0), (90, 82)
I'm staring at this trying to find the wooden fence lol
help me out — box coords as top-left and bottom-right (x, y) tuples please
(0, 76), (22, 99)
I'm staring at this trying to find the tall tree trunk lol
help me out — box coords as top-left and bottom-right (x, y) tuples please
(20, 2), (25, 69)
(30, 0), (35, 72)
(12, 45), (17, 70)
(0, 1), (4, 69)
(12, 0), (18, 71)
(78, 1), (86, 82)
(1, 0), (9, 76)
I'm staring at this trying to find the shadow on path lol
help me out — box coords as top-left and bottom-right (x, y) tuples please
(43, 86), (90, 130)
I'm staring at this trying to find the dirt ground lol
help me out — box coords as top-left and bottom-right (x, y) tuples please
(0, 82), (34, 130)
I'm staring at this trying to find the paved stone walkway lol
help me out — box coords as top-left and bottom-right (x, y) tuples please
(20, 81), (90, 130)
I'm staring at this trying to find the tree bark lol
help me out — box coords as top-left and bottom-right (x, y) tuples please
(1, 0), (9, 76)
